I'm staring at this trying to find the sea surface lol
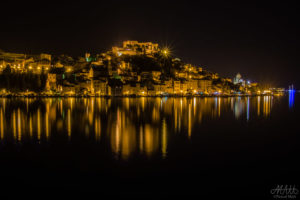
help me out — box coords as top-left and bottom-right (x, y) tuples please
(0, 94), (299, 198)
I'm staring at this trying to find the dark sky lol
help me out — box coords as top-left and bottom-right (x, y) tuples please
(1, 1), (300, 88)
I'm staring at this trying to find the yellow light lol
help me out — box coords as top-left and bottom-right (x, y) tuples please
(193, 90), (197, 93)
(28, 66), (32, 69)
(37, 67), (41, 70)
(162, 48), (170, 57)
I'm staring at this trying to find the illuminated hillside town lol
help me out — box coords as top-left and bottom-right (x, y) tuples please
(0, 41), (283, 97)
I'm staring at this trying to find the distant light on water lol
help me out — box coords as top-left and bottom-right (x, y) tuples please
(289, 89), (295, 109)
(247, 97), (250, 121)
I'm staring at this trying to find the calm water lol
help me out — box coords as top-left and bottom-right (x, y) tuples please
(0, 94), (299, 198)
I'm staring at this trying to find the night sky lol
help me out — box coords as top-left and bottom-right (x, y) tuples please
(1, 1), (300, 88)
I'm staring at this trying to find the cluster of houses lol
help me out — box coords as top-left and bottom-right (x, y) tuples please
(0, 50), (51, 74)
(0, 41), (259, 96)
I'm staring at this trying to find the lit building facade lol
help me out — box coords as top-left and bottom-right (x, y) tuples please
(112, 40), (159, 56)
(0, 51), (51, 74)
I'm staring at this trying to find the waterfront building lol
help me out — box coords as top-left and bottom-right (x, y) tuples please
(123, 83), (147, 96)
(63, 83), (76, 95)
(45, 73), (57, 91)
(180, 82), (188, 94)
(198, 79), (212, 93)
(187, 79), (198, 92)
(76, 80), (91, 94)
(172, 80), (188, 94)
(173, 80), (181, 94)
(91, 80), (109, 95)
(153, 83), (166, 95)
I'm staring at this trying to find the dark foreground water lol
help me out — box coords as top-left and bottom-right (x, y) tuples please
(0, 94), (299, 198)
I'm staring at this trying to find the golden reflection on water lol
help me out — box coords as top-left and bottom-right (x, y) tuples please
(13, 111), (16, 140)
(257, 96), (261, 116)
(0, 108), (3, 140)
(263, 96), (272, 117)
(45, 102), (49, 140)
(17, 109), (21, 142)
(0, 96), (278, 159)
(37, 108), (41, 141)
(161, 118), (167, 158)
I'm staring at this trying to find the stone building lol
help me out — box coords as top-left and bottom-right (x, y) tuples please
(112, 41), (159, 56)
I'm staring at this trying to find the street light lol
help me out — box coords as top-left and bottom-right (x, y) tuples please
(162, 48), (170, 57)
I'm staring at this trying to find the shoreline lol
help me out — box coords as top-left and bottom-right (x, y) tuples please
(0, 94), (279, 98)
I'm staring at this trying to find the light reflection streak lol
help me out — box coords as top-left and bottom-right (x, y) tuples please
(37, 108), (41, 141)
(46, 102), (49, 140)
(29, 115), (32, 137)
(188, 101), (192, 139)
(13, 111), (16, 140)
(218, 97), (221, 117)
(247, 97), (250, 121)
(144, 124), (158, 157)
(26, 98), (29, 112)
(111, 108), (121, 158)
(234, 97), (242, 119)
(257, 96), (260, 116)
(0, 108), (3, 140)
(174, 101), (177, 131)
(139, 125), (144, 153)
(162, 118), (167, 158)
(60, 99), (63, 116)
(68, 109), (71, 140)
(94, 117), (101, 141)
(193, 98), (196, 117)
(17, 109), (21, 142)
(263, 96), (271, 116)
(289, 90), (295, 109)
